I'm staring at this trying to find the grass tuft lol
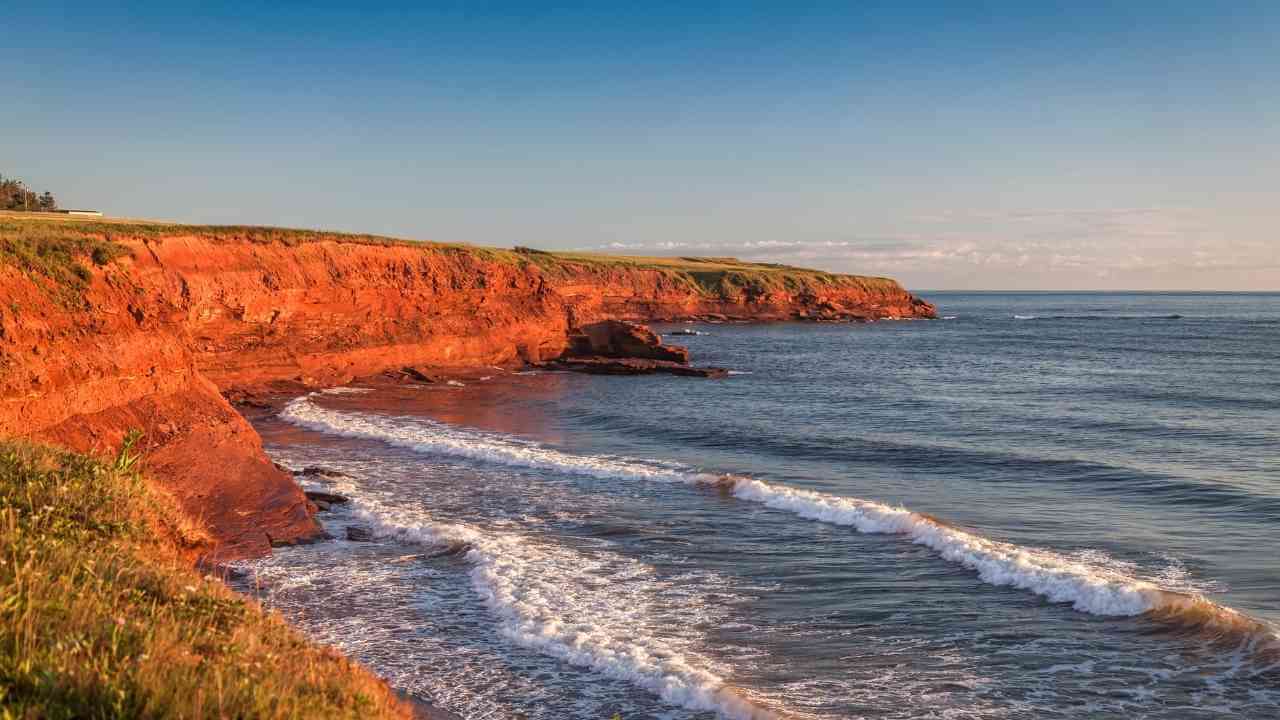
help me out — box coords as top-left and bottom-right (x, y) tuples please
(0, 439), (412, 720)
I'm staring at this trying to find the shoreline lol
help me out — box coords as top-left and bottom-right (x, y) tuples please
(244, 369), (1280, 719)
(1, 217), (932, 717)
(1, 217), (933, 557)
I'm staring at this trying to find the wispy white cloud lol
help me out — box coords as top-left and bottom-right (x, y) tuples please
(574, 206), (1279, 288)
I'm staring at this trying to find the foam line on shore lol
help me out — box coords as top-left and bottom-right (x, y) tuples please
(281, 394), (1280, 647)
(281, 395), (693, 483)
(304, 473), (785, 720)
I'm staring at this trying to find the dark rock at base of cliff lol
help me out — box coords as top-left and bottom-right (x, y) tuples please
(269, 530), (333, 548)
(400, 366), (442, 383)
(567, 320), (691, 364)
(222, 388), (274, 410)
(346, 526), (373, 542)
(296, 466), (352, 479)
(545, 357), (728, 378)
(304, 490), (350, 505)
(793, 307), (870, 322)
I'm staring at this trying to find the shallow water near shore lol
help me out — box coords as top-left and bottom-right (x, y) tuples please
(239, 292), (1280, 719)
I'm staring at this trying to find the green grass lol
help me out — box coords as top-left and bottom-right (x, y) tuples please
(0, 438), (413, 720)
(0, 222), (129, 298)
(519, 248), (901, 295)
(0, 214), (904, 299)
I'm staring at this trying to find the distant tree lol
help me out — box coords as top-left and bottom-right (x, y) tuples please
(0, 173), (58, 212)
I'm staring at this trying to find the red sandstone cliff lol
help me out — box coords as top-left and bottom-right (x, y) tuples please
(0, 223), (933, 557)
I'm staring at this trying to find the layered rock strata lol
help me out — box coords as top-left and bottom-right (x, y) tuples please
(0, 226), (934, 556)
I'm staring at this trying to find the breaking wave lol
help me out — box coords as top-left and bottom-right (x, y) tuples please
(280, 395), (1280, 651)
(299, 471), (785, 720)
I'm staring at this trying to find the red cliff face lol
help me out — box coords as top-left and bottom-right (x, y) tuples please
(0, 228), (934, 557)
(551, 263), (934, 325)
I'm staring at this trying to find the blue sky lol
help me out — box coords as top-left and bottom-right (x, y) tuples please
(5, 1), (1277, 289)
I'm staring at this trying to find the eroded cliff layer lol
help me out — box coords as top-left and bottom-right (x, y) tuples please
(0, 218), (934, 557)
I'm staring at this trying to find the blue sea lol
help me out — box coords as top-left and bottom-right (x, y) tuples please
(240, 292), (1280, 719)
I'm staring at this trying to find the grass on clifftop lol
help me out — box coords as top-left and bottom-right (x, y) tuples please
(512, 247), (901, 295)
(0, 221), (129, 297)
(0, 213), (904, 298)
(0, 437), (413, 720)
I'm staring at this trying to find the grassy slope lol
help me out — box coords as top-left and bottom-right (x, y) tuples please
(0, 220), (129, 301)
(0, 213), (902, 297)
(0, 438), (412, 720)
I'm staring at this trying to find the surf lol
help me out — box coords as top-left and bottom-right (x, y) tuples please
(280, 394), (1280, 651)
(290, 466), (787, 720)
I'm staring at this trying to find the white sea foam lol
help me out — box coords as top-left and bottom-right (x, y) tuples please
(319, 386), (373, 395)
(724, 477), (1155, 615)
(280, 395), (1275, 635)
(282, 395), (693, 484)
(302, 469), (781, 719)
(1013, 314), (1038, 320)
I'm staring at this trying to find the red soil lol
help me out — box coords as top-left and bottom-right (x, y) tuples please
(0, 232), (933, 558)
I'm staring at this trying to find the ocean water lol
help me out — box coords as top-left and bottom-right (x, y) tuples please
(239, 292), (1280, 719)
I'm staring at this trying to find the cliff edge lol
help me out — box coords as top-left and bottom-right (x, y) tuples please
(0, 217), (934, 557)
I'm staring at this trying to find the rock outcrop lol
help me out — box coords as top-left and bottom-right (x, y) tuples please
(549, 356), (730, 378)
(0, 221), (934, 558)
(554, 319), (726, 377)
(567, 320), (692, 363)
